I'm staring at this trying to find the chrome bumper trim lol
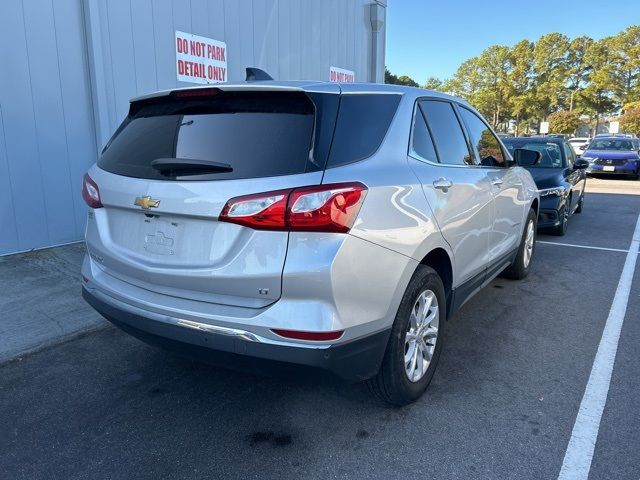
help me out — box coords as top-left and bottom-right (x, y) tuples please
(86, 286), (333, 350)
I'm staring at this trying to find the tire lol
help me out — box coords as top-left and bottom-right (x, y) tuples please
(367, 265), (445, 406)
(575, 194), (584, 214)
(502, 208), (537, 280)
(551, 204), (569, 236)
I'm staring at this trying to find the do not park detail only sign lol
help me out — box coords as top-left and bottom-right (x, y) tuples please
(330, 66), (355, 83)
(175, 31), (227, 84)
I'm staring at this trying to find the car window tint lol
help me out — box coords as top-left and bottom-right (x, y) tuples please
(99, 91), (317, 181)
(327, 94), (401, 168)
(410, 105), (438, 163)
(419, 100), (474, 166)
(459, 107), (506, 168)
(563, 143), (574, 166)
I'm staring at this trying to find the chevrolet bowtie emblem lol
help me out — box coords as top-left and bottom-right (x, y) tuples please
(134, 196), (160, 209)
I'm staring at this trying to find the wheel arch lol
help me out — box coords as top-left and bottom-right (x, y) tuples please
(418, 247), (453, 320)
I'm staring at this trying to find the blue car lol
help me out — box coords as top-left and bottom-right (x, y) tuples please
(583, 137), (640, 179)
(503, 137), (588, 236)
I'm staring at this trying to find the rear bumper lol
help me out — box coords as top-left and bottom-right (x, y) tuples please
(82, 286), (390, 382)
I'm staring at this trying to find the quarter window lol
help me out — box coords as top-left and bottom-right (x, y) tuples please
(563, 143), (575, 167)
(410, 105), (438, 163)
(459, 107), (506, 168)
(419, 100), (474, 166)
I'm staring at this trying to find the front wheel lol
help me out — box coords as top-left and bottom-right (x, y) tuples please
(575, 194), (584, 214)
(502, 208), (537, 280)
(367, 265), (445, 406)
(551, 204), (569, 236)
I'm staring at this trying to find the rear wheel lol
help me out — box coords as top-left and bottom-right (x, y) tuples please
(502, 208), (536, 280)
(367, 265), (445, 406)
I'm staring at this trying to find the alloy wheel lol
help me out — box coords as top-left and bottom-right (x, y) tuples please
(523, 219), (535, 268)
(404, 290), (439, 382)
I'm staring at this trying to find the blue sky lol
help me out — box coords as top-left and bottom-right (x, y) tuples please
(386, 0), (639, 84)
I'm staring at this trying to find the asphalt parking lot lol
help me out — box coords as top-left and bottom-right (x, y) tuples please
(1, 178), (639, 480)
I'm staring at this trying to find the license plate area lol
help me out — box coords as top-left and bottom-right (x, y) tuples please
(142, 215), (181, 256)
(603, 166), (615, 172)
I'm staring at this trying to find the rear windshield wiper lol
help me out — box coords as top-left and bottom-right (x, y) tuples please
(151, 158), (233, 177)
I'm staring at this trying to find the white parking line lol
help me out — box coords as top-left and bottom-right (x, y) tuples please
(558, 213), (640, 480)
(538, 241), (629, 253)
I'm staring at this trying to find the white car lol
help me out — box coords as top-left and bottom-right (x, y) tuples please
(568, 137), (591, 156)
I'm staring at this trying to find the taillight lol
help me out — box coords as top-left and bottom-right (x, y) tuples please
(288, 183), (366, 233)
(271, 329), (344, 341)
(219, 182), (367, 233)
(82, 173), (103, 208)
(219, 189), (290, 230)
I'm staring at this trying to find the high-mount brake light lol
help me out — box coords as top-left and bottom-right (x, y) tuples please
(172, 88), (221, 98)
(82, 173), (103, 208)
(218, 182), (367, 233)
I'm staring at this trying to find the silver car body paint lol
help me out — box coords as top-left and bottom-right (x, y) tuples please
(82, 81), (538, 355)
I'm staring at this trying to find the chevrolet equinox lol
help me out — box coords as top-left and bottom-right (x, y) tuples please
(82, 79), (539, 405)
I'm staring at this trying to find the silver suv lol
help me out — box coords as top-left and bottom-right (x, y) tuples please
(82, 81), (539, 405)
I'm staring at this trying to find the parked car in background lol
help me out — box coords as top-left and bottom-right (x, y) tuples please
(568, 137), (591, 156)
(81, 79), (540, 405)
(546, 134), (568, 140)
(583, 137), (640, 179)
(502, 137), (588, 235)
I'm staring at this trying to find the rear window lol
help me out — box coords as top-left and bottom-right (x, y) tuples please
(326, 94), (401, 168)
(98, 91), (324, 181)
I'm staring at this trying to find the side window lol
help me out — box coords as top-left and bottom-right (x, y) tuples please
(410, 105), (438, 163)
(327, 94), (401, 168)
(419, 100), (474, 166)
(564, 143), (575, 167)
(458, 107), (506, 168)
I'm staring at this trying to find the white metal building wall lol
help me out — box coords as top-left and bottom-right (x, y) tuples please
(0, 0), (97, 255)
(0, 0), (386, 255)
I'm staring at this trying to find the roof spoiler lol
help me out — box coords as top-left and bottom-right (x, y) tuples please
(245, 67), (273, 81)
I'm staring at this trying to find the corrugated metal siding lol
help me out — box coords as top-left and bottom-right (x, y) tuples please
(87, 0), (384, 147)
(0, 0), (97, 255)
(0, 0), (385, 255)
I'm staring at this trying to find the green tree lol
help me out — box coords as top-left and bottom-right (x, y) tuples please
(532, 33), (571, 118)
(385, 68), (419, 87)
(620, 107), (640, 136)
(580, 39), (617, 131)
(508, 40), (536, 134)
(608, 26), (640, 105)
(566, 36), (594, 111)
(424, 77), (443, 91)
(548, 111), (581, 134)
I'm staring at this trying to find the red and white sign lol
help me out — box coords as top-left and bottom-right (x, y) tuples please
(329, 66), (355, 83)
(175, 31), (227, 84)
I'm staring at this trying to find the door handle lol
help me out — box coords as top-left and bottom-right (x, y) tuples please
(491, 178), (503, 187)
(433, 178), (453, 191)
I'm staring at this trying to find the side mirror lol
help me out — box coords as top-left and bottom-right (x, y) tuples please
(514, 148), (541, 166)
(573, 158), (589, 169)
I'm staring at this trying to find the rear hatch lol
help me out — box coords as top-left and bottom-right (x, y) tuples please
(86, 87), (339, 308)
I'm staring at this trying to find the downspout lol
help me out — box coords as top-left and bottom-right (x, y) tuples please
(369, 2), (386, 83)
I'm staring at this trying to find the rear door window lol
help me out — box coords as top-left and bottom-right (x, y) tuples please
(458, 107), (507, 168)
(419, 100), (474, 166)
(98, 91), (322, 181)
